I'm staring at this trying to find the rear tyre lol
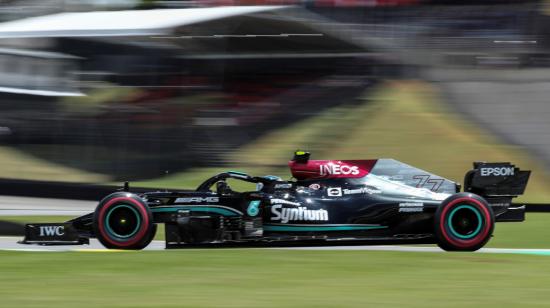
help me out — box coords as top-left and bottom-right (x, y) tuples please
(93, 192), (156, 250)
(435, 193), (494, 251)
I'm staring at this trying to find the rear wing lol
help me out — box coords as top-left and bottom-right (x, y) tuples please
(464, 162), (530, 198)
(464, 162), (530, 222)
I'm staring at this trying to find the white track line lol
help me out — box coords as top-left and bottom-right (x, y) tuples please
(0, 237), (549, 255)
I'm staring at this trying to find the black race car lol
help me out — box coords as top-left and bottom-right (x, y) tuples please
(21, 151), (530, 251)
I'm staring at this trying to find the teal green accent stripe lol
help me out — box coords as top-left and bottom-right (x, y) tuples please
(151, 206), (239, 216)
(263, 224), (388, 232)
(516, 251), (550, 256)
(228, 171), (247, 176)
(448, 205), (483, 239)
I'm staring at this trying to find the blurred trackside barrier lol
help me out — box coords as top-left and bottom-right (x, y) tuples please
(0, 178), (160, 201)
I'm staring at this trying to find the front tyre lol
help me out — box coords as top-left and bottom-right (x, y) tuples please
(435, 193), (494, 251)
(93, 192), (156, 250)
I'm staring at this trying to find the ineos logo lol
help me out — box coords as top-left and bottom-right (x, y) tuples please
(39, 226), (65, 237)
(319, 164), (359, 176)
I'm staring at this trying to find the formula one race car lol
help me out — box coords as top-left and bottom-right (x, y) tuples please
(21, 151), (530, 251)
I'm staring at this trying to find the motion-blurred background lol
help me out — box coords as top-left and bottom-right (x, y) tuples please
(0, 0), (549, 201)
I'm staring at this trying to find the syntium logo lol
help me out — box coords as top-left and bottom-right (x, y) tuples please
(480, 167), (514, 177)
(39, 226), (65, 237)
(319, 163), (359, 176)
(271, 204), (329, 223)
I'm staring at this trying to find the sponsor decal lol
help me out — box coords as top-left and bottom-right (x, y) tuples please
(270, 198), (301, 206)
(319, 163), (360, 176)
(343, 186), (382, 195)
(480, 167), (515, 177)
(274, 183), (293, 189)
(412, 175), (444, 191)
(270, 204), (329, 223)
(490, 202), (509, 207)
(39, 225), (65, 237)
(398, 202), (424, 213)
(327, 187), (342, 197)
(247, 200), (261, 216)
(175, 197), (219, 203)
(309, 183), (321, 190)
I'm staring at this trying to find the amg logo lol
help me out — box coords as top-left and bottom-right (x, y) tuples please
(319, 163), (359, 176)
(39, 226), (64, 237)
(175, 197), (219, 203)
(271, 204), (329, 223)
(480, 167), (514, 177)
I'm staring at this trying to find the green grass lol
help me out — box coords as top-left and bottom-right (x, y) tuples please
(3, 213), (550, 248)
(2, 213), (550, 307)
(1, 249), (550, 307)
(488, 213), (550, 248)
(0, 145), (108, 183)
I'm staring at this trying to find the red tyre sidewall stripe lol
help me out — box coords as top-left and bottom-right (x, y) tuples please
(439, 197), (492, 249)
(98, 197), (150, 247)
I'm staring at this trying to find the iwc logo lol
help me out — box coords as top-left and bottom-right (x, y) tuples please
(39, 226), (65, 237)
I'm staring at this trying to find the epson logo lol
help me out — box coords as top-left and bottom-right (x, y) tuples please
(480, 167), (514, 177)
(39, 226), (64, 237)
(319, 164), (359, 176)
(175, 197), (220, 203)
(271, 204), (329, 223)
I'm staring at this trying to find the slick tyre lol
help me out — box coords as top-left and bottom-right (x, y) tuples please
(435, 193), (494, 252)
(93, 192), (156, 250)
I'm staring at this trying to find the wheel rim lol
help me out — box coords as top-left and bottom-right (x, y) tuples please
(105, 204), (141, 239)
(447, 205), (483, 239)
